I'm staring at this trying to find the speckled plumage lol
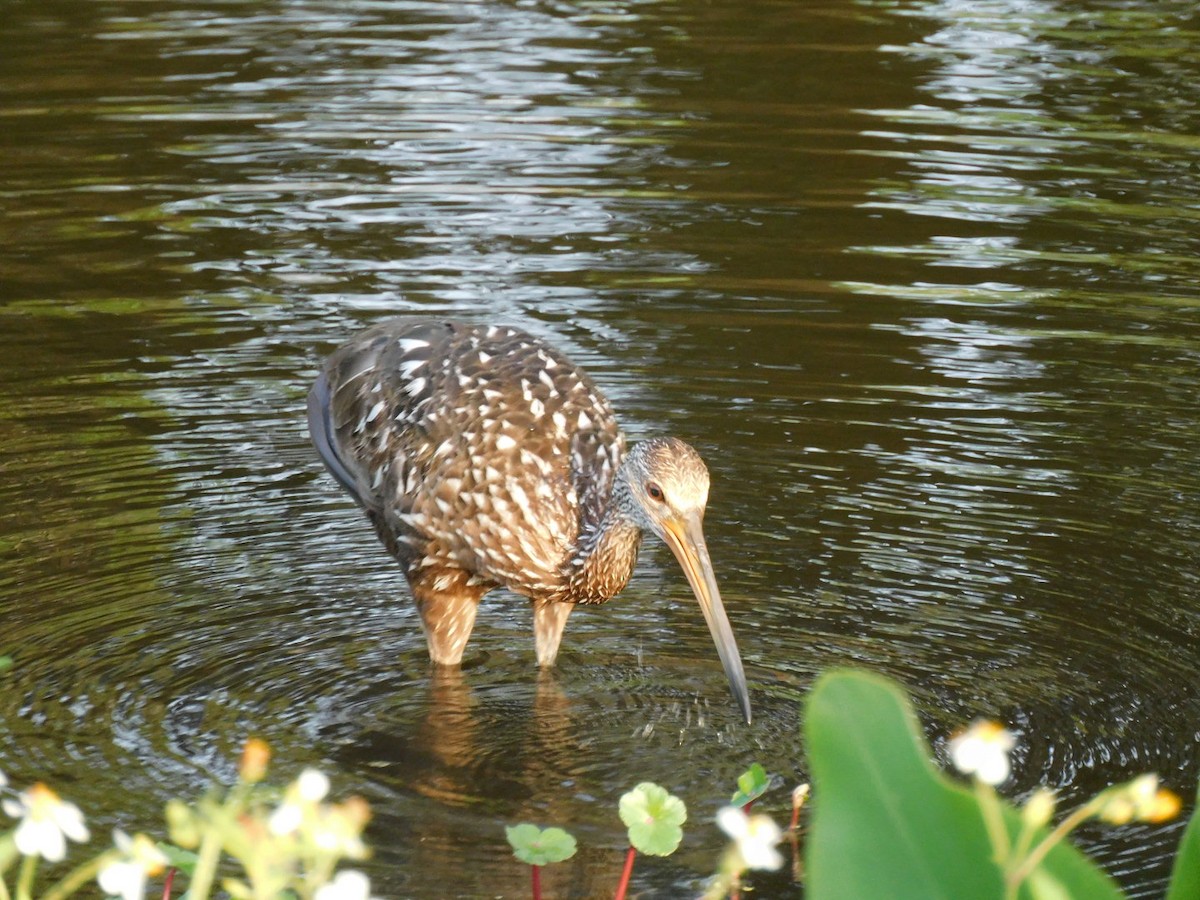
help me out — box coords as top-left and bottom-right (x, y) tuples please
(308, 318), (751, 721)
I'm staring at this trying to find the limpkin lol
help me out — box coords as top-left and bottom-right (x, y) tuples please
(307, 319), (751, 722)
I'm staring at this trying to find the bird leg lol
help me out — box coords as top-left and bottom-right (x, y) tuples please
(409, 570), (488, 666)
(532, 599), (574, 667)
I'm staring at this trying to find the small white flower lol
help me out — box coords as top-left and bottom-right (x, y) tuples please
(269, 767), (333, 836)
(268, 801), (303, 836)
(948, 720), (1016, 786)
(716, 806), (784, 871)
(2, 782), (89, 862)
(99, 861), (147, 900)
(97, 830), (168, 900)
(314, 869), (375, 900)
(297, 768), (331, 803)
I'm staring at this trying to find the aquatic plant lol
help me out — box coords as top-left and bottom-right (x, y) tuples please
(803, 669), (1195, 900)
(615, 782), (687, 898)
(1, 668), (1197, 900)
(504, 824), (577, 900)
(729, 762), (771, 812)
(0, 738), (373, 900)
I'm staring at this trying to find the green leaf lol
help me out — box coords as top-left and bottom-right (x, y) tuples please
(0, 655), (12, 673)
(618, 782), (686, 856)
(804, 669), (1125, 900)
(731, 763), (770, 807)
(505, 824), (577, 866)
(1028, 869), (1072, 900)
(1166, 784), (1200, 900)
(157, 841), (199, 876)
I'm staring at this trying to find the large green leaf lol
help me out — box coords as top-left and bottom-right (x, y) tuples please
(804, 669), (1125, 900)
(1166, 785), (1200, 900)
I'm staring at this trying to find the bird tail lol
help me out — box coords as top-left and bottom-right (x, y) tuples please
(307, 369), (373, 511)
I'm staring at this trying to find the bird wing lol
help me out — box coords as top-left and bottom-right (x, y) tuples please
(309, 320), (625, 597)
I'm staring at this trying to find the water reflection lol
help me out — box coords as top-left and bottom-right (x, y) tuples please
(828, 2), (1200, 893)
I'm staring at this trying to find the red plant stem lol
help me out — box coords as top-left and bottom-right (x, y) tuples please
(532, 864), (541, 900)
(789, 799), (801, 832)
(161, 868), (176, 900)
(613, 846), (637, 900)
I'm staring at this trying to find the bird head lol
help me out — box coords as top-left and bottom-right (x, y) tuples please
(620, 438), (752, 723)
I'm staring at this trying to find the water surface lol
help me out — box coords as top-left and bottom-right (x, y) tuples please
(3, 0), (1200, 896)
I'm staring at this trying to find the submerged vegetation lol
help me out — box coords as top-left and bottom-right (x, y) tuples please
(0, 669), (1195, 899)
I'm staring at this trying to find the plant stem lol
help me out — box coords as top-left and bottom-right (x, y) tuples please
(613, 846), (636, 900)
(974, 782), (1010, 866)
(162, 867), (176, 900)
(188, 779), (254, 900)
(531, 863), (541, 900)
(186, 822), (224, 900)
(0, 838), (19, 881)
(40, 853), (110, 900)
(1004, 798), (1102, 899)
(1009, 812), (1042, 876)
(14, 855), (36, 900)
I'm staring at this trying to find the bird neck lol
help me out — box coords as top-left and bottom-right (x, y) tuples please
(562, 480), (643, 604)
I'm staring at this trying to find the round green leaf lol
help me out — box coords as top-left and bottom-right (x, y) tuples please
(505, 823), (577, 866)
(731, 763), (770, 807)
(618, 782), (686, 856)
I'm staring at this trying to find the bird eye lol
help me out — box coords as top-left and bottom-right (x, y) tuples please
(646, 482), (665, 502)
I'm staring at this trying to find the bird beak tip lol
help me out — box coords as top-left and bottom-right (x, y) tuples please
(661, 515), (752, 725)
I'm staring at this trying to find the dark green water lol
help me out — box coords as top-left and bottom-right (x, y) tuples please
(3, 0), (1200, 896)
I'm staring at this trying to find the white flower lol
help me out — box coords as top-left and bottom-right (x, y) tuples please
(268, 801), (303, 836)
(314, 869), (376, 900)
(297, 768), (331, 803)
(99, 860), (147, 900)
(1, 782), (89, 862)
(948, 720), (1016, 786)
(98, 829), (169, 900)
(269, 768), (332, 836)
(716, 806), (784, 871)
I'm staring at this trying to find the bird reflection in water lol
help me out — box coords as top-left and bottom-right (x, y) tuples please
(333, 662), (715, 898)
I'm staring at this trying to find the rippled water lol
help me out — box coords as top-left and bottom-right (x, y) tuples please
(3, 0), (1200, 896)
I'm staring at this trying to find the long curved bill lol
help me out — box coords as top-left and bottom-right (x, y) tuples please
(661, 512), (752, 724)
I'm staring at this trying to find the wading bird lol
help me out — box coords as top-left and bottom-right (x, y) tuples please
(307, 319), (751, 722)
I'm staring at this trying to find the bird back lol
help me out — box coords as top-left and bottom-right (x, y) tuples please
(309, 319), (626, 599)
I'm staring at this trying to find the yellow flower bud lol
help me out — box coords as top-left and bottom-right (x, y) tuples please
(792, 784), (811, 811)
(240, 738), (271, 784)
(1022, 789), (1056, 829)
(165, 799), (199, 848)
(1145, 788), (1181, 823)
(1098, 795), (1134, 825)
